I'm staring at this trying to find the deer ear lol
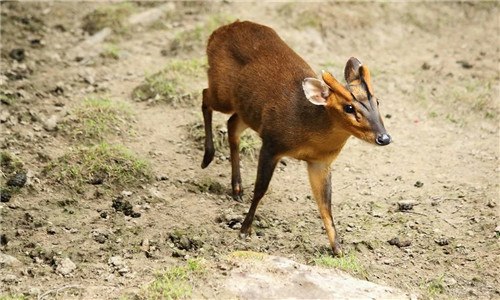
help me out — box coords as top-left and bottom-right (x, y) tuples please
(344, 57), (362, 85)
(359, 65), (374, 96)
(302, 77), (330, 106)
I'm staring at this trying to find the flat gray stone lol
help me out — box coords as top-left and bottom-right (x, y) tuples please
(223, 253), (415, 299)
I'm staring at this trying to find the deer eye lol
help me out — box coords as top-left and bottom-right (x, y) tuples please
(344, 104), (355, 114)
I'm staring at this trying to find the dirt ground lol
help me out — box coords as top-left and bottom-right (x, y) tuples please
(1, 1), (499, 299)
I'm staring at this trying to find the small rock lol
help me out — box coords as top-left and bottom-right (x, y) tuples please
(1, 190), (12, 202)
(495, 225), (500, 234)
(2, 274), (19, 283)
(456, 60), (473, 69)
(179, 236), (192, 250)
(83, 75), (95, 85)
(100, 211), (108, 219)
(435, 237), (449, 246)
(131, 212), (141, 218)
(121, 190), (133, 197)
(52, 82), (64, 95)
(47, 227), (57, 235)
(444, 276), (457, 287)
(117, 267), (130, 275)
(7, 172), (27, 188)
(141, 239), (150, 252)
(0, 110), (10, 123)
(55, 257), (76, 275)
(398, 200), (415, 211)
(108, 255), (128, 274)
(156, 174), (169, 181)
(9, 48), (25, 62)
(43, 115), (58, 131)
(387, 237), (411, 248)
(0, 253), (22, 267)
(421, 62), (431, 70)
(28, 287), (41, 296)
(414, 181), (424, 188)
(487, 200), (496, 208)
(385, 114), (392, 119)
(94, 233), (107, 244)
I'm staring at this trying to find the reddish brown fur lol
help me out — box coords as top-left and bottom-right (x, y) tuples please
(201, 20), (390, 256)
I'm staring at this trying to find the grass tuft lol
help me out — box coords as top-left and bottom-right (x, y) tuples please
(146, 258), (205, 300)
(101, 44), (121, 60)
(62, 98), (132, 141)
(132, 58), (207, 106)
(0, 295), (29, 300)
(313, 252), (367, 277)
(230, 251), (266, 260)
(44, 142), (151, 189)
(423, 275), (445, 297)
(82, 3), (135, 35)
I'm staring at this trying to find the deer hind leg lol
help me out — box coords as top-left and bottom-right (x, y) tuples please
(307, 161), (343, 257)
(227, 113), (249, 201)
(201, 88), (215, 169)
(240, 142), (279, 237)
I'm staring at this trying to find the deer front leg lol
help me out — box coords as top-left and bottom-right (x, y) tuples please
(307, 161), (343, 256)
(240, 142), (279, 237)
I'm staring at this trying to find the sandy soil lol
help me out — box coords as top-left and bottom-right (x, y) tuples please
(1, 2), (499, 299)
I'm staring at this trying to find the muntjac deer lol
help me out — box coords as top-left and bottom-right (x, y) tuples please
(201, 21), (391, 256)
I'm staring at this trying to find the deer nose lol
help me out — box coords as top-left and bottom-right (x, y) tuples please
(376, 133), (391, 146)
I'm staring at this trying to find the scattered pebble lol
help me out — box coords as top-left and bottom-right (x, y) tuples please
(435, 237), (449, 246)
(108, 255), (130, 276)
(2, 274), (19, 283)
(387, 237), (411, 248)
(156, 174), (169, 181)
(121, 190), (133, 197)
(398, 200), (415, 211)
(456, 60), (473, 69)
(421, 62), (431, 70)
(414, 181), (424, 188)
(7, 172), (27, 188)
(9, 48), (25, 62)
(55, 257), (77, 275)
(43, 115), (58, 131)
(94, 233), (107, 244)
(47, 227), (57, 235)
(0, 253), (22, 268)
(1, 190), (12, 202)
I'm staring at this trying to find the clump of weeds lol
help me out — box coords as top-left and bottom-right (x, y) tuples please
(44, 142), (152, 191)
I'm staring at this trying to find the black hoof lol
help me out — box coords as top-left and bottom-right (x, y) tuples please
(201, 149), (215, 169)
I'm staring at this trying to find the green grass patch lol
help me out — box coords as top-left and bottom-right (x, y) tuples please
(82, 2), (135, 35)
(146, 259), (205, 300)
(422, 275), (445, 298)
(169, 14), (235, 53)
(0, 89), (19, 105)
(1, 151), (25, 199)
(1, 151), (23, 176)
(44, 142), (151, 190)
(313, 252), (367, 277)
(101, 43), (121, 60)
(62, 98), (132, 141)
(230, 251), (266, 260)
(0, 295), (29, 300)
(132, 58), (207, 106)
